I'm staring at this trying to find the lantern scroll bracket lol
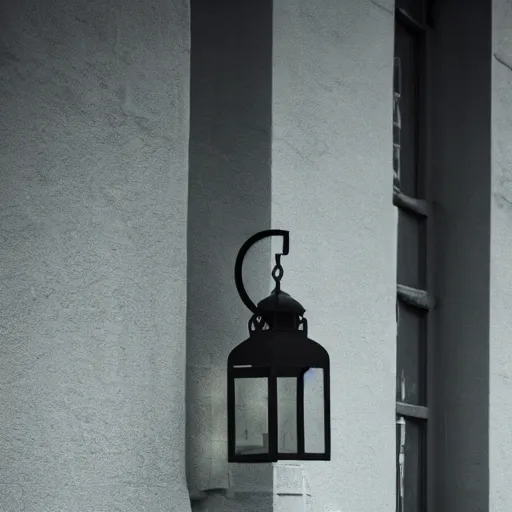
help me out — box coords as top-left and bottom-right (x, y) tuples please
(234, 230), (290, 317)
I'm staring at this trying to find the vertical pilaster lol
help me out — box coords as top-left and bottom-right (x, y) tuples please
(187, 0), (273, 509)
(429, 1), (492, 511)
(272, 1), (396, 510)
(0, 0), (191, 510)
(491, 1), (512, 510)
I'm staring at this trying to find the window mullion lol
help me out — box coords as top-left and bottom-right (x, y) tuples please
(397, 284), (434, 311)
(396, 401), (429, 420)
(393, 187), (432, 217)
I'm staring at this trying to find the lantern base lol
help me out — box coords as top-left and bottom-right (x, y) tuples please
(228, 452), (330, 463)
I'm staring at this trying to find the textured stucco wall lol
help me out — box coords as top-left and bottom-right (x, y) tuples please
(0, 1), (191, 510)
(491, 1), (512, 511)
(272, 1), (397, 511)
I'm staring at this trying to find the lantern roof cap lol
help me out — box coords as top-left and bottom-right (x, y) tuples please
(228, 330), (329, 368)
(257, 288), (305, 316)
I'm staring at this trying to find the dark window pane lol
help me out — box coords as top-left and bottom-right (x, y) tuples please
(396, 417), (427, 512)
(397, 210), (427, 289)
(394, 24), (422, 197)
(396, 302), (427, 405)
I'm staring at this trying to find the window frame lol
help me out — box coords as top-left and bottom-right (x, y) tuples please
(393, 2), (434, 512)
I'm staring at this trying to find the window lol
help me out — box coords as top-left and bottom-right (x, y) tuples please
(393, 2), (433, 512)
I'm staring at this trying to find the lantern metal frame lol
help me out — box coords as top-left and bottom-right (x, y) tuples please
(227, 229), (331, 463)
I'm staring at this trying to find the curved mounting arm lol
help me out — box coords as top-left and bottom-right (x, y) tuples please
(234, 230), (290, 315)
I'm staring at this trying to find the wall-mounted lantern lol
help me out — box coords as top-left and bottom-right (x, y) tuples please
(228, 230), (331, 463)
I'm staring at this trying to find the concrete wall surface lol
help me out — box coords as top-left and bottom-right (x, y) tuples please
(491, 1), (512, 511)
(187, 1), (396, 510)
(272, 1), (397, 511)
(6, 0), (512, 511)
(0, 0), (191, 510)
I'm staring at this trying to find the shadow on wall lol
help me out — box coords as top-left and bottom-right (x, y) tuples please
(186, 0), (273, 505)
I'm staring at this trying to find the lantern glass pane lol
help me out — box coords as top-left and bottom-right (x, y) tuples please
(304, 367), (325, 453)
(234, 377), (269, 455)
(277, 377), (297, 453)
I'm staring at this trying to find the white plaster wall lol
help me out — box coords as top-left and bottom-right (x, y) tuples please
(0, 0), (190, 510)
(491, 1), (512, 510)
(272, 1), (397, 511)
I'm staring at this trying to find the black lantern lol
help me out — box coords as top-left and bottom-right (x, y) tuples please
(227, 230), (331, 463)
